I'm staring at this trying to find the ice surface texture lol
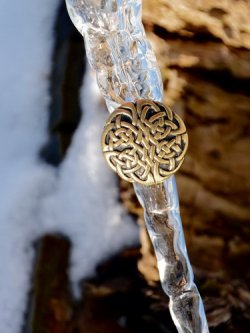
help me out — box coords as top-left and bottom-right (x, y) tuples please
(134, 179), (209, 332)
(66, 0), (209, 332)
(66, 0), (162, 110)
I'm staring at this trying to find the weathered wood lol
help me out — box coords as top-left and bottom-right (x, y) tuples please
(71, 248), (177, 333)
(26, 235), (72, 333)
(122, 0), (250, 329)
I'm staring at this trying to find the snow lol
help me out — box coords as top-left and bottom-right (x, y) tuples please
(0, 1), (138, 333)
(40, 70), (138, 291)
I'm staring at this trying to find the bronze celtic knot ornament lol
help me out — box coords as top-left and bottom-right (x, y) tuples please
(101, 100), (188, 185)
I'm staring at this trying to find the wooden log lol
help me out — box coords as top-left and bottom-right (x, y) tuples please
(25, 235), (72, 333)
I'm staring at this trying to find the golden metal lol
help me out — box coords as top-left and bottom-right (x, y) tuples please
(101, 99), (188, 185)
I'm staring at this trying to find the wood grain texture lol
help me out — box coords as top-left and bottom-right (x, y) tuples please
(121, 0), (250, 328)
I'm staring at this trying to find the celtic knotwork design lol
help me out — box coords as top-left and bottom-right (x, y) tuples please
(101, 100), (188, 185)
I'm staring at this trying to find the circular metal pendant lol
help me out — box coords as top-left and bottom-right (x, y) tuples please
(101, 99), (188, 185)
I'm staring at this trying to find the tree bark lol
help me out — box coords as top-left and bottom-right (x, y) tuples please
(122, 0), (250, 328)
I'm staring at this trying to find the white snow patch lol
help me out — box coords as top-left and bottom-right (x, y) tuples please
(40, 69), (138, 295)
(0, 1), (138, 333)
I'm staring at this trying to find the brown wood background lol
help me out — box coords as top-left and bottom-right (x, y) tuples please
(26, 1), (250, 332)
